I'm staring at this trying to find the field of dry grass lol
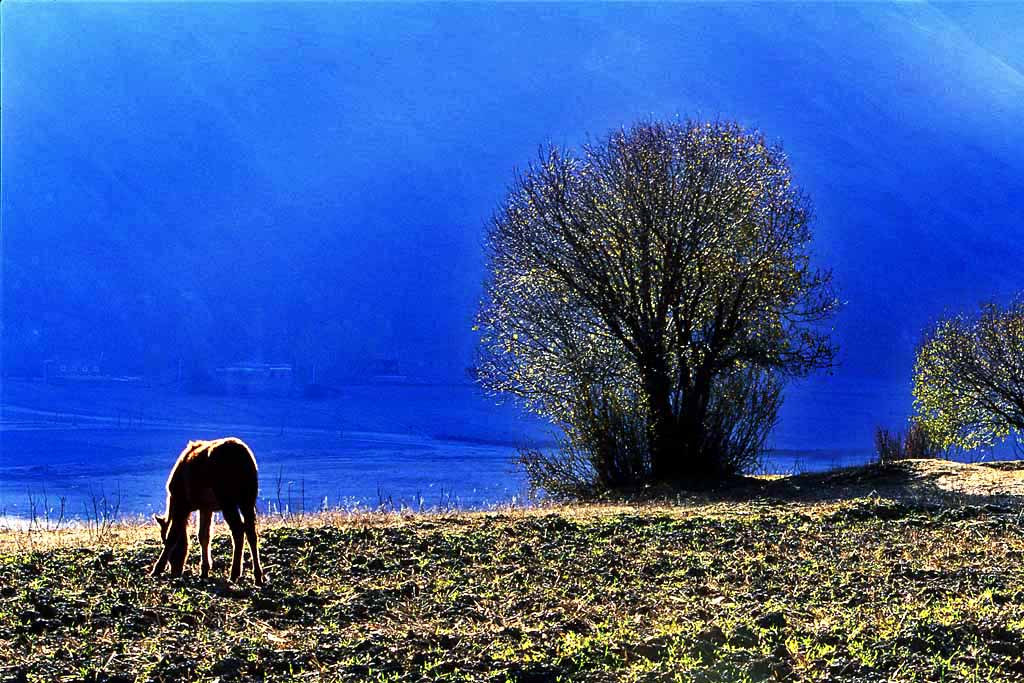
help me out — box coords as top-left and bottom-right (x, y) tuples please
(2, 460), (1023, 682)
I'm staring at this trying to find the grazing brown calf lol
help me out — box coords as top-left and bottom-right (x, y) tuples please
(151, 437), (264, 585)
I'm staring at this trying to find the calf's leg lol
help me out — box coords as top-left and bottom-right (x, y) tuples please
(222, 505), (246, 582)
(151, 545), (171, 576)
(242, 505), (264, 586)
(198, 508), (213, 578)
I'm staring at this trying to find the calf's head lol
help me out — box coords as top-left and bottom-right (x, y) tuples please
(155, 514), (169, 542)
(154, 514), (189, 576)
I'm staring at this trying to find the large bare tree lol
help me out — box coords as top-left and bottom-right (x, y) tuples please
(477, 120), (837, 487)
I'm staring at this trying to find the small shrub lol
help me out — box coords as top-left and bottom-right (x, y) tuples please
(874, 427), (903, 463)
(702, 367), (783, 478)
(517, 445), (599, 500)
(903, 422), (945, 459)
(518, 383), (650, 499)
(874, 422), (945, 463)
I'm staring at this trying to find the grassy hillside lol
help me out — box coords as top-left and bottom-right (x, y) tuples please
(2, 466), (1024, 682)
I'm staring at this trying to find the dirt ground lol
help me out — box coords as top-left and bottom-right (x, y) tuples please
(748, 458), (1024, 507)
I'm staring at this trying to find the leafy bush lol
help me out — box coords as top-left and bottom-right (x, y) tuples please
(702, 367), (784, 478)
(914, 299), (1024, 450)
(518, 383), (650, 499)
(518, 368), (782, 497)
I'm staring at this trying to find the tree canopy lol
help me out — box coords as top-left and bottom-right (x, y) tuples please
(477, 119), (837, 489)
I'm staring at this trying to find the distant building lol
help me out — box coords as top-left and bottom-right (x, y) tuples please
(215, 363), (293, 397)
(43, 358), (104, 383)
(43, 360), (98, 382)
(42, 358), (144, 385)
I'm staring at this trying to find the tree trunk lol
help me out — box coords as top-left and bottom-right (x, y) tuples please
(642, 356), (678, 482)
(647, 393), (679, 482)
(683, 370), (718, 483)
(644, 361), (717, 487)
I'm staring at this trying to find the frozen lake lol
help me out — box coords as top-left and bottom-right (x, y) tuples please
(1, 376), (1009, 520)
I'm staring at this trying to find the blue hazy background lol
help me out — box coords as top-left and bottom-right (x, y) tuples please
(2, 3), (1023, 517)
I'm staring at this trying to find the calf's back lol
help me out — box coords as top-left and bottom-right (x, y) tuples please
(169, 437), (259, 512)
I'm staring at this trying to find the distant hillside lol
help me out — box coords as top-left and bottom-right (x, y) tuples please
(3, 4), (1023, 424)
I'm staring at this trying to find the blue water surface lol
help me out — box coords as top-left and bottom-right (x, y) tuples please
(1, 378), (1014, 520)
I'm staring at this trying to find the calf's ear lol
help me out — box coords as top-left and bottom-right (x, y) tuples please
(153, 514), (168, 530)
